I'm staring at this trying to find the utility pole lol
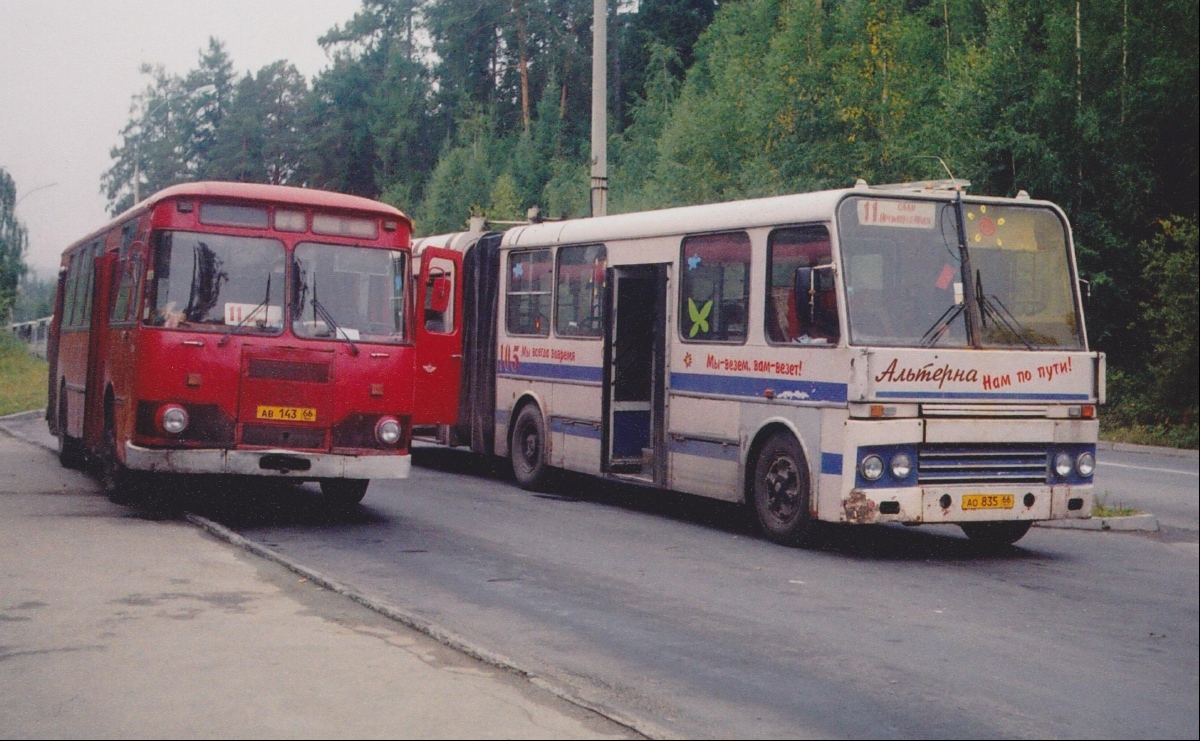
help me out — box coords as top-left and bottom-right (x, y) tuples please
(590, 0), (608, 217)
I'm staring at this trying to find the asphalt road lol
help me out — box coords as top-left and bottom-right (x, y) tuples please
(5, 413), (1196, 738)
(182, 446), (1198, 739)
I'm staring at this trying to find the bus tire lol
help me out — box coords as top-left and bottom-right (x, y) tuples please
(56, 393), (85, 470)
(100, 410), (145, 504)
(510, 404), (552, 491)
(960, 521), (1032, 547)
(320, 479), (369, 505)
(751, 432), (815, 546)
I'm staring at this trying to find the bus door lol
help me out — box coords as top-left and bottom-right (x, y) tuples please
(82, 252), (117, 453)
(602, 264), (668, 482)
(414, 247), (464, 425)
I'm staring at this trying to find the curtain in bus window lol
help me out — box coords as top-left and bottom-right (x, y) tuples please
(555, 244), (606, 337)
(766, 227), (837, 344)
(507, 249), (552, 336)
(147, 232), (285, 332)
(680, 232), (751, 343)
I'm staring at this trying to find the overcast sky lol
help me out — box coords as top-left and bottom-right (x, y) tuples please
(1, 0), (363, 276)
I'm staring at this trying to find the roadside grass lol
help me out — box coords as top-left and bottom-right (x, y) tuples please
(1093, 491), (1140, 518)
(0, 334), (48, 417)
(1099, 420), (1199, 450)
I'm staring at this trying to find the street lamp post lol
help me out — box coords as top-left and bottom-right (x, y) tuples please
(131, 84), (216, 204)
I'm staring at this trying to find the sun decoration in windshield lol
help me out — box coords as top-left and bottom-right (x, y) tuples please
(966, 205), (1006, 247)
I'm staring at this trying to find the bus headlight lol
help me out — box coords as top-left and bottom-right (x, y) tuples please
(375, 416), (402, 445)
(158, 404), (190, 435)
(890, 453), (912, 480)
(1053, 452), (1073, 478)
(1076, 452), (1096, 477)
(860, 454), (884, 481)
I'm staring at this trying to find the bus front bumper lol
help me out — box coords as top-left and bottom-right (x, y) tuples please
(124, 443), (411, 480)
(839, 484), (1093, 525)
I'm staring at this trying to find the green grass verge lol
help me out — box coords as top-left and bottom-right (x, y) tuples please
(0, 334), (48, 417)
(1099, 419), (1199, 450)
(1092, 492), (1140, 518)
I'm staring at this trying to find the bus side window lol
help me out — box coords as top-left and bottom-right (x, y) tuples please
(766, 226), (838, 345)
(680, 232), (751, 343)
(506, 249), (552, 336)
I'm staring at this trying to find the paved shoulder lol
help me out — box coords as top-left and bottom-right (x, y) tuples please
(0, 433), (636, 739)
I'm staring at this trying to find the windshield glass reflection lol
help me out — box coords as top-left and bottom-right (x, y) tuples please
(146, 232), (285, 333)
(291, 243), (408, 344)
(837, 197), (1083, 349)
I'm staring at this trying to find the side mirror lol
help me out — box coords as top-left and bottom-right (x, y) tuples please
(794, 264), (838, 336)
(429, 275), (451, 313)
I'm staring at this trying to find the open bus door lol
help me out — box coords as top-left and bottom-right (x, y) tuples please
(601, 264), (668, 483)
(414, 246), (464, 425)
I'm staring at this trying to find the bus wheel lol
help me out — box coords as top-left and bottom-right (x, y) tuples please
(960, 521), (1032, 547)
(510, 404), (552, 491)
(56, 395), (85, 470)
(752, 433), (814, 546)
(320, 479), (369, 505)
(100, 417), (142, 504)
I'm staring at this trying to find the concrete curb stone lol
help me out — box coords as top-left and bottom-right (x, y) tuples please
(1035, 512), (1160, 532)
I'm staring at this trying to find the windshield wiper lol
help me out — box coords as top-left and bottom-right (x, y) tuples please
(310, 280), (359, 356)
(218, 274), (272, 347)
(920, 302), (966, 347)
(975, 271), (1038, 350)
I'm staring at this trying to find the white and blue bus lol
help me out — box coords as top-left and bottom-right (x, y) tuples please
(414, 180), (1102, 546)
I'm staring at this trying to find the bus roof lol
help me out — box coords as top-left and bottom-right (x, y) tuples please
(501, 184), (1055, 248)
(57, 182), (414, 257)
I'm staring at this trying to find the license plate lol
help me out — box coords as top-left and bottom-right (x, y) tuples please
(962, 494), (1014, 510)
(256, 405), (317, 423)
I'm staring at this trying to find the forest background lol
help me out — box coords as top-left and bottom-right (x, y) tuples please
(3, 0), (1196, 445)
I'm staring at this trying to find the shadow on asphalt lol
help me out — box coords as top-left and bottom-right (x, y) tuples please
(411, 447), (1044, 564)
(94, 445), (1045, 563)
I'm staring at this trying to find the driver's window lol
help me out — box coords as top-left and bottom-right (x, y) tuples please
(765, 226), (838, 345)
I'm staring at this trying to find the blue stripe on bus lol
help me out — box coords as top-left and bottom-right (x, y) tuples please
(670, 372), (848, 403)
(668, 436), (741, 462)
(875, 390), (1092, 401)
(820, 452), (843, 475)
(498, 362), (604, 383)
(550, 417), (602, 440)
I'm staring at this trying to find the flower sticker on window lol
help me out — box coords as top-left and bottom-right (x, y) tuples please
(687, 255), (702, 271)
(687, 298), (712, 337)
(513, 262), (524, 278)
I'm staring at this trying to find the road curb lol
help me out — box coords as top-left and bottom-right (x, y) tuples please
(1034, 513), (1160, 532)
(185, 513), (671, 741)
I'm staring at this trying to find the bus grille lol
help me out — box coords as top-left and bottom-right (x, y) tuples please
(247, 359), (330, 383)
(241, 424), (327, 449)
(918, 444), (1048, 485)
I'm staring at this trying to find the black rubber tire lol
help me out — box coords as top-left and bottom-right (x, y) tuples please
(100, 413), (147, 504)
(510, 404), (553, 491)
(751, 432), (815, 547)
(56, 394), (85, 470)
(320, 479), (370, 505)
(960, 521), (1032, 547)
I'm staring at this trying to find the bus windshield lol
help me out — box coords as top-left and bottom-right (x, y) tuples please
(146, 232), (285, 333)
(291, 243), (408, 344)
(837, 197), (1083, 349)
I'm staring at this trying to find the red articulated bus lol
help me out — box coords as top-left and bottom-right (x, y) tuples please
(46, 182), (457, 504)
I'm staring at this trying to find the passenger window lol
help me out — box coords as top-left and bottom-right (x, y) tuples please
(766, 226), (838, 345)
(506, 249), (552, 336)
(680, 232), (751, 343)
(555, 244), (606, 338)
